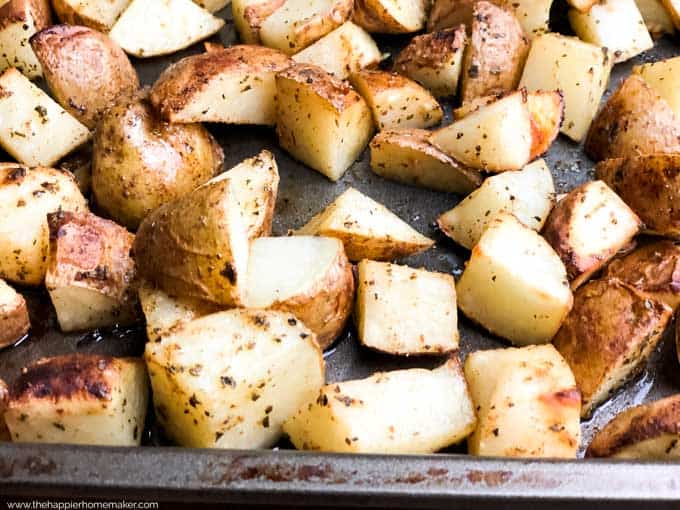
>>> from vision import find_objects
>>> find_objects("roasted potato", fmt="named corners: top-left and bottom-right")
top-left (393, 26), bottom-right (467, 97)
top-left (5, 354), bottom-right (148, 446)
top-left (194, 0), bottom-right (231, 11)
top-left (109, 0), bottom-right (225, 58)
top-left (369, 128), bottom-right (482, 194)
top-left (459, 1), bottom-right (530, 104)
top-left (427, 0), bottom-right (475, 31)
top-left (150, 45), bottom-right (291, 126)
top-left (0, 164), bottom-right (87, 286)
top-left (259, 0), bottom-right (353, 54)
top-left (233, 0), bottom-right (285, 44)
top-left (519, 33), bottom-right (611, 142)
top-left (355, 260), bottom-right (458, 355)
top-left (438, 159), bottom-right (555, 250)
top-left (0, 67), bottom-right (90, 167)
top-left (456, 213), bottom-right (573, 346)
top-left (283, 359), bottom-right (476, 454)
top-left (350, 70), bottom-right (443, 130)
top-left (0, 0), bottom-right (51, 79)
top-left (45, 211), bottom-right (139, 333)
top-left (636, 0), bottom-right (675, 37)
top-left (0, 279), bottom-right (30, 349)
top-left (352, 0), bottom-right (427, 33)
top-left (567, 0), bottom-right (596, 12)
top-left (30, 24), bottom-right (140, 129)
top-left (145, 309), bottom-right (324, 448)
top-left (0, 378), bottom-right (9, 441)
top-left (51, 0), bottom-right (131, 32)
top-left (661, 0), bottom-right (680, 28)
top-left (542, 180), bottom-right (642, 290)
top-left (527, 90), bottom-right (564, 160)
top-left (296, 187), bottom-right (434, 261)
top-left (633, 56), bottom-right (680, 118)
top-left (92, 95), bottom-right (224, 230)
top-left (275, 64), bottom-right (374, 181)
top-left (464, 344), bottom-right (581, 458)
top-left (585, 75), bottom-right (680, 161)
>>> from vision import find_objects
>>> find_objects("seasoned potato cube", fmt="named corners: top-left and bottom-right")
top-left (464, 345), bottom-right (581, 458)
top-left (542, 180), bottom-right (642, 290)
top-left (275, 64), bottom-right (374, 181)
top-left (438, 159), bottom-right (555, 250)
top-left (635, 0), bottom-right (675, 37)
top-left (51, 0), bottom-right (130, 32)
top-left (350, 70), bottom-right (443, 130)
top-left (45, 211), bottom-right (139, 333)
top-left (456, 213), bottom-right (573, 346)
top-left (150, 45), bottom-right (291, 126)
top-left (527, 90), bottom-right (564, 160)
top-left (0, 279), bottom-right (30, 349)
top-left (145, 309), bottom-right (324, 448)
top-left (554, 278), bottom-right (672, 418)
top-left (232, 0), bottom-right (285, 44)
top-left (5, 354), bottom-right (148, 446)
top-left (355, 260), bottom-right (458, 355)
top-left (519, 33), bottom-right (611, 142)
top-left (0, 68), bottom-right (90, 167)
top-left (283, 359), bottom-right (476, 453)
top-left (0, 164), bottom-right (87, 286)
top-left (633, 56), bottom-right (680, 117)
top-left (352, 0), bottom-right (427, 33)
top-left (0, 0), bottom-right (51, 79)
top-left (393, 26), bottom-right (466, 98)
top-left (243, 236), bottom-right (354, 350)
top-left (296, 187), bottom-right (434, 261)
top-left (291, 21), bottom-right (381, 79)
top-left (369, 128), bottom-right (482, 194)
top-left (504, 0), bottom-right (552, 37)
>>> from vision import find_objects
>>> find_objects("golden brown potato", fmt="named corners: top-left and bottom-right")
top-left (427, 0), bottom-right (476, 31)
top-left (661, 0), bottom-right (680, 28)
top-left (92, 95), bottom-right (224, 230)
top-left (51, 0), bottom-right (131, 32)
top-left (0, 279), bottom-right (30, 349)
top-left (527, 90), bottom-right (564, 160)
top-left (233, 0), bottom-right (286, 44)
top-left (30, 24), bottom-right (140, 129)
top-left (553, 278), bottom-right (672, 418)
top-left (0, 0), bottom-right (51, 78)
top-left (352, 0), bottom-right (428, 33)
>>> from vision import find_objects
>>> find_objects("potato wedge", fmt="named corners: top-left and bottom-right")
top-left (296, 187), bottom-right (434, 261)
top-left (233, 0), bottom-right (285, 44)
top-left (0, 68), bottom-right (90, 167)
top-left (145, 309), bottom-right (324, 448)
top-left (352, 0), bottom-right (427, 33)
top-left (5, 354), bottom-right (148, 446)
top-left (542, 180), bottom-right (642, 290)
top-left (635, 0), bottom-right (674, 37)
top-left (30, 24), bottom-right (140, 129)
top-left (150, 45), bottom-right (291, 126)
top-left (456, 212), bottom-right (573, 346)
top-left (259, 0), bottom-right (353, 54)
top-left (554, 278), bottom-right (672, 418)
top-left (459, 1), bottom-right (529, 104)
top-left (355, 260), bottom-right (458, 355)
top-left (0, 164), bottom-right (87, 286)
top-left (369, 128), bottom-right (482, 194)
top-left (51, 0), bottom-right (131, 32)
top-left (438, 159), bottom-right (555, 250)
top-left (585, 75), bottom-right (680, 161)
top-left (275, 63), bottom-right (374, 181)
top-left (291, 21), bottom-right (381, 79)
top-left (109, 0), bottom-right (225, 58)
top-left (393, 26), bottom-right (466, 97)
top-left (45, 211), bottom-right (139, 333)
top-left (0, 279), bottom-right (30, 349)
top-left (464, 345), bottom-right (580, 458)
top-left (283, 359), bottom-right (476, 453)
top-left (0, 0), bottom-right (50, 79)
top-left (633, 56), bottom-right (680, 118)
top-left (519, 33), bottom-right (611, 143)
top-left (350, 70), bottom-right (443, 130)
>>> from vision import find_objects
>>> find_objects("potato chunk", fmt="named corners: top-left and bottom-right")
top-left (5, 354), bottom-right (148, 446)
top-left (554, 278), bottom-right (672, 418)
top-left (275, 64), bottom-right (374, 181)
top-left (355, 260), bottom-right (458, 355)
top-left (542, 180), bottom-right (642, 290)
top-left (145, 309), bottom-right (324, 448)
top-left (232, 0), bottom-right (285, 44)
top-left (438, 159), bottom-right (555, 250)
top-left (243, 236), bottom-right (354, 350)
top-left (194, 0), bottom-right (230, 11)
top-left (661, 0), bottom-right (680, 28)
top-left (464, 345), bottom-right (581, 458)
top-left (636, 0), bottom-right (675, 37)
top-left (283, 359), bottom-right (476, 453)
top-left (51, 0), bottom-right (130, 32)
top-left (0, 279), bottom-right (30, 349)
top-left (352, 0), bottom-right (427, 34)
top-left (296, 187), bottom-right (434, 261)
top-left (633, 56), bottom-right (680, 118)
top-left (0, 68), bottom-right (90, 167)
top-left (0, 378), bottom-right (9, 441)
top-left (456, 213), bottom-right (573, 346)
top-left (0, 0), bottom-right (51, 79)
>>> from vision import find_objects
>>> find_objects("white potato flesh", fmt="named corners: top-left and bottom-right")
top-left (53, 0), bottom-right (131, 31)
top-left (194, 0), bottom-right (231, 11)
top-left (635, 0), bottom-right (675, 36)
top-left (109, 0), bottom-right (225, 58)
top-left (232, 0), bottom-right (277, 43)
top-left (634, 56), bottom-right (680, 118)
top-left (456, 212), bottom-right (573, 346)
top-left (464, 345), bottom-right (581, 458)
top-left (438, 159), bottom-right (555, 250)
top-left (519, 33), bottom-right (612, 142)
top-left (355, 260), bottom-right (458, 355)
top-left (0, 278), bottom-right (29, 348)
top-left (145, 309), bottom-right (324, 449)
top-left (0, 68), bottom-right (90, 167)
top-left (353, 0), bottom-right (427, 33)
top-left (283, 359), bottom-right (476, 453)
top-left (505, 0), bottom-right (552, 38)
top-left (0, 1), bottom-right (44, 78)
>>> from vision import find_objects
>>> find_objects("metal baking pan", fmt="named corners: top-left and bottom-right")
top-left (2, 4), bottom-right (680, 506)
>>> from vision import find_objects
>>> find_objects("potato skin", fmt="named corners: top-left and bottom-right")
top-left (0, 378), bottom-right (9, 440)
top-left (30, 24), bottom-right (139, 130)
top-left (92, 95), bottom-right (224, 230)
top-left (427, 0), bottom-right (476, 31)
top-left (352, 0), bottom-right (427, 33)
